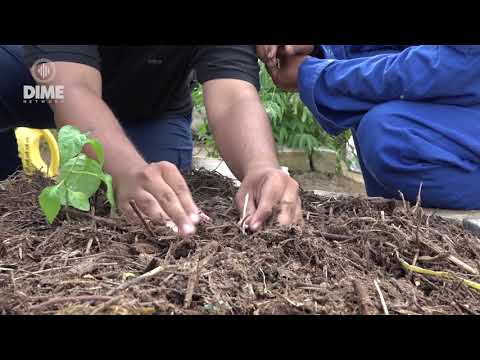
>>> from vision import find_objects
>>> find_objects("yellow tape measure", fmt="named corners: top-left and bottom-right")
top-left (15, 127), bottom-right (60, 178)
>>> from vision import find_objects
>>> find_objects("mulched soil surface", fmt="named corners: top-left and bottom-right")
top-left (1, 170), bottom-right (480, 315)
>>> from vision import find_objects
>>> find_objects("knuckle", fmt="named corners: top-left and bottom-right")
top-left (158, 190), bottom-right (176, 205)
top-left (136, 197), bottom-right (155, 211)
top-left (174, 182), bottom-right (190, 194)
top-left (137, 166), bottom-right (157, 184)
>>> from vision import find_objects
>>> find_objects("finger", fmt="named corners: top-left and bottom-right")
top-left (125, 192), bottom-right (170, 225)
top-left (267, 64), bottom-right (281, 85)
top-left (248, 176), bottom-right (287, 232)
top-left (267, 45), bottom-right (278, 60)
top-left (142, 163), bottom-right (195, 236)
top-left (293, 198), bottom-right (304, 227)
top-left (158, 161), bottom-right (201, 224)
top-left (256, 45), bottom-right (268, 63)
top-left (276, 180), bottom-right (301, 226)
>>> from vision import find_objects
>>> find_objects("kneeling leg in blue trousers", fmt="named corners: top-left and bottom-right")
top-left (353, 100), bottom-right (480, 210)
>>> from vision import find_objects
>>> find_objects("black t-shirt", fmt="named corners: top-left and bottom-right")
top-left (23, 45), bottom-right (260, 121)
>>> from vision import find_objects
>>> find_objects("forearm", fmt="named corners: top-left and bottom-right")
top-left (208, 96), bottom-right (279, 180)
top-left (51, 86), bottom-right (145, 179)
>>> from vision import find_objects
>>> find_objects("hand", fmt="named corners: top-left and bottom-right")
top-left (235, 166), bottom-right (303, 232)
top-left (256, 45), bottom-right (314, 68)
top-left (114, 161), bottom-right (203, 237)
top-left (267, 53), bottom-right (309, 92)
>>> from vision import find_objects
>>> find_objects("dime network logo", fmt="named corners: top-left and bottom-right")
top-left (23, 58), bottom-right (64, 104)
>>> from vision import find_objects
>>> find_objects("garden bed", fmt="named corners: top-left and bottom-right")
top-left (1, 170), bottom-right (480, 315)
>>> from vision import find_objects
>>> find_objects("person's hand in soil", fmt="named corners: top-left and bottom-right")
top-left (35, 61), bottom-right (202, 237)
top-left (201, 76), bottom-right (304, 232)
top-left (235, 166), bottom-right (303, 231)
top-left (115, 161), bottom-right (203, 237)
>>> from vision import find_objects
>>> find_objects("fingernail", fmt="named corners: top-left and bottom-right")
top-left (182, 223), bottom-right (195, 235)
top-left (250, 222), bottom-right (260, 231)
top-left (190, 213), bottom-right (200, 223)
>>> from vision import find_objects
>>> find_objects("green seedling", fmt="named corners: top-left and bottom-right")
top-left (39, 125), bottom-right (116, 224)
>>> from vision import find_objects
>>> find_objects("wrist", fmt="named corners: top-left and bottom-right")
top-left (242, 160), bottom-right (281, 176)
top-left (107, 156), bottom-right (147, 182)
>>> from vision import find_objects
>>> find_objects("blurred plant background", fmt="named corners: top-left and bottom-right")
top-left (191, 63), bottom-right (355, 171)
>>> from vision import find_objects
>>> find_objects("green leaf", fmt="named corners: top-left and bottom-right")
top-left (86, 138), bottom-right (105, 167)
top-left (66, 189), bottom-right (91, 211)
top-left (60, 154), bottom-right (102, 199)
top-left (58, 125), bottom-right (88, 166)
top-left (39, 185), bottom-right (62, 224)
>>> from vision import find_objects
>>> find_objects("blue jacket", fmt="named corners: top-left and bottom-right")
top-left (298, 45), bottom-right (480, 135)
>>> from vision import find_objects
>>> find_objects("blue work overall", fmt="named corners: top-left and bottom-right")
top-left (299, 45), bottom-right (480, 210)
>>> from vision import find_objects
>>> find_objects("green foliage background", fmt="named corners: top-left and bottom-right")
top-left (192, 63), bottom-right (351, 164)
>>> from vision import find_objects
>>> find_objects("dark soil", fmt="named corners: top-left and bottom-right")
top-left (1, 170), bottom-right (480, 315)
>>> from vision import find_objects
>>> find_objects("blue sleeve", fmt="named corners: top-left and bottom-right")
top-left (299, 45), bottom-right (480, 135)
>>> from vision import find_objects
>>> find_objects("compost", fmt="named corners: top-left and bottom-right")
top-left (1, 170), bottom-right (480, 315)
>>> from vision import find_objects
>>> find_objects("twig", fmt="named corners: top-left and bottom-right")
top-left (373, 279), bottom-right (389, 315)
top-left (85, 238), bottom-right (94, 255)
top-left (395, 250), bottom-right (480, 291)
top-left (90, 295), bottom-right (123, 315)
top-left (14, 265), bottom-right (74, 281)
top-left (353, 279), bottom-right (371, 315)
top-left (398, 191), bottom-right (407, 210)
top-left (319, 232), bottom-right (358, 242)
top-left (417, 253), bottom-right (450, 262)
top-left (10, 272), bottom-right (16, 292)
top-left (238, 193), bottom-right (250, 234)
top-left (184, 260), bottom-right (200, 309)
top-left (31, 295), bottom-right (113, 311)
top-left (412, 182), bottom-right (423, 213)
top-left (420, 239), bottom-right (478, 275)
top-left (129, 200), bottom-right (155, 238)
top-left (407, 250), bottom-right (420, 282)
top-left (107, 264), bottom-right (173, 296)
top-left (259, 268), bottom-right (269, 295)
top-left (274, 291), bottom-right (304, 308)
top-left (0, 267), bottom-right (15, 272)
top-left (242, 193), bottom-right (249, 219)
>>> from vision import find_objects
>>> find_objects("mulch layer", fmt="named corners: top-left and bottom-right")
top-left (1, 170), bottom-right (480, 315)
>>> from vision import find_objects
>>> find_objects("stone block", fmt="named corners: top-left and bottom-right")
top-left (311, 147), bottom-right (337, 175)
top-left (277, 148), bottom-right (311, 172)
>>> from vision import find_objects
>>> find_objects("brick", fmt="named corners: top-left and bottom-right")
top-left (463, 219), bottom-right (480, 238)
top-left (311, 147), bottom-right (337, 175)
top-left (277, 148), bottom-right (311, 172)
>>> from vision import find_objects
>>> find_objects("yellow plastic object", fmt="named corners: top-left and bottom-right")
top-left (15, 127), bottom-right (60, 178)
